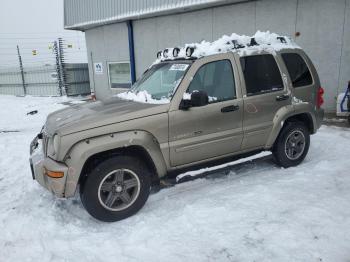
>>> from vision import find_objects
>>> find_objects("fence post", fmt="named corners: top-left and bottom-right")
top-left (53, 41), bottom-right (62, 96)
top-left (17, 45), bottom-right (26, 95)
top-left (58, 38), bottom-right (67, 95)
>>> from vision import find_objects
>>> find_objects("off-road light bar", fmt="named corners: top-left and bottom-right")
top-left (156, 35), bottom-right (289, 59)
top-left (173, 47), bottom-right (180, 57)
top-left (186, 46), bottom-right (195, 57)
top-left (277, 36), bottom-right (287, 43)
top-left (163, 48), bottom-right (169, 58)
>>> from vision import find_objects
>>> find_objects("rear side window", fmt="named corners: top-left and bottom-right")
top-left (281, 53), bottom-right (313, 88)
top-left (240, 54), bottom-right (284, 96)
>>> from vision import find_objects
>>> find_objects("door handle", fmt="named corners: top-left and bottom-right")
top-left (276, 94), bottom-right (290, 101)
top-left (221, 105), bottom-right (239, 113)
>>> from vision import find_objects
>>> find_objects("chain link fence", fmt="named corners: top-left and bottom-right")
top-left (0, 38), bottom-right (91, 97)
top-left (0, 67), bottom-right (25, 96)
top-left (0, 64), bottom-right (90, 96)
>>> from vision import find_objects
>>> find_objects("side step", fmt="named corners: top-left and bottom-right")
top-left (158, 151), bottom-right (272, 189)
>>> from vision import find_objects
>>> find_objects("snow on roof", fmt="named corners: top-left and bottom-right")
top-left (155, 31), bottom-right (301, 63)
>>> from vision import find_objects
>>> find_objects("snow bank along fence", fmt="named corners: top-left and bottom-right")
top-left (0, 63), bottom-right (90, 97)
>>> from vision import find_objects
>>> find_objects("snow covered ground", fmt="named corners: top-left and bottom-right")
top-left (0, 95), bottom-right (350, 262)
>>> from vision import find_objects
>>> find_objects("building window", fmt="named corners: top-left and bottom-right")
top-left (281, 53), bottom-right (313, 88)
top-left (240, 54), bottom-right (284, 96)
top-left (108, 62), bottom-right (131, 88)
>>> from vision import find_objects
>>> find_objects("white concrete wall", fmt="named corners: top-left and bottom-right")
top-left (86, 23), bottom-right (129, 99)
top-left (85, 0), bottom-right (350, 112)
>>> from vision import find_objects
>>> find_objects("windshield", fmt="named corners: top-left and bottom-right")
top-left (130, 62), bottom-right (190, 101)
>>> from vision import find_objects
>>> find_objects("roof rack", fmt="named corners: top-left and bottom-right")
top-left (230, 40), bottom-right (245, 49)
top-left (277, 36), bottom-right (287, 43)
top-left (162, 57), bottom-right (197, 62)
top-left (155, 32), bottom-right (296, 61)
top-left (248, 38), bottom-right (259, 46)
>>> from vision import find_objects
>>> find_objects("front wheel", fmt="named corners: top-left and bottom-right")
top-left (273, 122), bottom-right (310, 168)
top-left (80, 155), bottom-right (151, 222)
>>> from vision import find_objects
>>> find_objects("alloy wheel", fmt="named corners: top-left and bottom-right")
top-left (98, 169), bottom-right (141, 211)
top-left (284, 130), bottom-right (306, 160)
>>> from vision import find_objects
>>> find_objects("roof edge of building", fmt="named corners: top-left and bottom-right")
top-left (65, 0), bottom-right (252, 31)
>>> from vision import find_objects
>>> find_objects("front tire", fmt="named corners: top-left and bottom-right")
top-left (80, 155), bottom-right (151, 222)
top-left (273, 122), bottom-right (310, 168)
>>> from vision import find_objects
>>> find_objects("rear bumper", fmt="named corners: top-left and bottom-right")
top-left (30, 137), bottom-right (68, 198)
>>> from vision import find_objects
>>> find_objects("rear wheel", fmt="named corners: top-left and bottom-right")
top-left (80, 155), bottom-right (151, 222)
top-left (273, 122), bottom-right (310, 168)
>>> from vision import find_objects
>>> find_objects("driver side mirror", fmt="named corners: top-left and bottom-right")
top-left (179, 90), bottom-right (209, 110)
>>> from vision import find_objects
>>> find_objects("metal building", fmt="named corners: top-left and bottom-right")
top-left (64, 0), bottom-right (350, 112)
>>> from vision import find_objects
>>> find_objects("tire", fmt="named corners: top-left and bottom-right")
top-left (273, 121), bottom-right (310, 168)
top-left (80, 155), bottom-right (151, 222)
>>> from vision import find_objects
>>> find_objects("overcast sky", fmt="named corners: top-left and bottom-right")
top-left (0, 0), bottom-right (87, 67)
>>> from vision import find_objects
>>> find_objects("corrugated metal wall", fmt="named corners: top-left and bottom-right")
top-left (65, 63), bottom-right (91, 96)
top-left (64, 0), bottom-right (249, 29)
top-left (82, 0), bottom-right (350, 112)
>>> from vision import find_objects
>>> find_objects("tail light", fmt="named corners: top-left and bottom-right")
top-left (317, 87), bottom-right (324, 108)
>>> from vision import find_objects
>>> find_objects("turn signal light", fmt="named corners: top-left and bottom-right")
top-left (45, 169), bottom-right (64, 178)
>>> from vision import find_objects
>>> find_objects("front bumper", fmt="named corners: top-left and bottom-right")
top-left (29, 136), bottom-right (68, 198)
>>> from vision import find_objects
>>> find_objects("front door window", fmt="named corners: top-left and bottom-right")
top-left (187, 59), bottom-right (236, 102)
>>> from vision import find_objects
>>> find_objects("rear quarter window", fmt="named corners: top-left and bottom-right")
top-left (240, 54), bottom-right (284, 96)
top-left (281, 53), bottom-right (313, 88)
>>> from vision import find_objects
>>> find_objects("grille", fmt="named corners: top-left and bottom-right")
top-left (42, 133), bottom-right (49, 156)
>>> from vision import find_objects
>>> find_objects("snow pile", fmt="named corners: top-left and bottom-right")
top-left (292, 96), bottom-right (306, 105)
top-left (156, 31), bottom-right (300, 62)
top-left (116, 90), bottom-right (170, 104)
top-left (1, 95), bottom-right (350, 261)
top-left (182, 92), bottom-right (218, 102)
top-left (182, 92), bottom-right (191, 100)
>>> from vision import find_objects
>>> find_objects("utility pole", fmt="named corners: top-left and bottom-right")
top-left (17, 45), bottom-right (26, 95)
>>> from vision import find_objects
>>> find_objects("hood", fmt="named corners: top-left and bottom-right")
top-left (45, 97), bottom-right (169, 136)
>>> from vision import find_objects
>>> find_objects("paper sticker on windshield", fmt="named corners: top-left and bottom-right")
top-left (169, 64), bottom-right (189, 71)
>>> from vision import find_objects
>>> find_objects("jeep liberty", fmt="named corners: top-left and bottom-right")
top-left (29, 33), bottom-right (324, 222)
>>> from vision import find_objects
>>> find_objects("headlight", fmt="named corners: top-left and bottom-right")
top-left (53, 135), bottom-right (60, 155)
